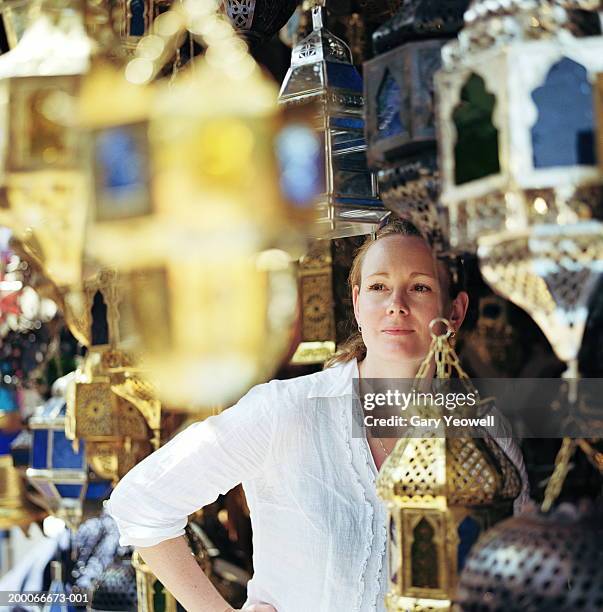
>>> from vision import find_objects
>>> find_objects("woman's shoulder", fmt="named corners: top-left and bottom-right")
top-left (248, 359), bottom-right (355, 408)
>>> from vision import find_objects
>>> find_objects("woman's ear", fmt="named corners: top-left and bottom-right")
top-left (352, 284), bottom-right (361, 327)
top-left (448, 290), bottom-right (469, 332)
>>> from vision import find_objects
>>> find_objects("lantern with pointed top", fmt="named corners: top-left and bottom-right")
top-left (279, 6), bottom-right (386, 238)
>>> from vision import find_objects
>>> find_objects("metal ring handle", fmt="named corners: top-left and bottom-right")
top-left (429, 317), bottom-right (454, 340)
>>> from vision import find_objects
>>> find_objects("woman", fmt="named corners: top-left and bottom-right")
top-left (106, 219), bottom-right (529, 612)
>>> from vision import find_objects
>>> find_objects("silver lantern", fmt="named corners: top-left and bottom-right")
top-left (278, 5), bottom-right (386, 239)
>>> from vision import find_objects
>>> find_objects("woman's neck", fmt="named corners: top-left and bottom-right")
top-left (358, 353), bottom-right (436, 383)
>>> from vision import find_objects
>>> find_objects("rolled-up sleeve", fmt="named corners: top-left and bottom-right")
top-left (105, 383), bottom-right (275, 548)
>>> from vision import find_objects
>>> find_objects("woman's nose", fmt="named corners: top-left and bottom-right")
top-left (387, 290), bottom-right (409, 315)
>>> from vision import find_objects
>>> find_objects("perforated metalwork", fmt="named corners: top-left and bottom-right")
top-left (479, 223), bottom-right (603, 362)
top-left (456, 510), bottom-right (603, 611)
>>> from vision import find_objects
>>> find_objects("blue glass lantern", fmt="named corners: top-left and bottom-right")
top-left (363, 0), bottom-right (469, 248)
top-left (26, 395), bottom-right (112, 530)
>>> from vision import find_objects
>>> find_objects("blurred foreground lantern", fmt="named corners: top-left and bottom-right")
top-left (85, 1), bottom-right (306, 408)
top-left (0, 0), bottom-right (31, 49)
top-left (26, 393), bottom-right (113, 530)
top-left (279, 6), bottom-right (386, 239)
top-left (289, 239), bottom-right (336, 365)
top-left (0, 453), bottom-right (46, 531)
top-left (455, 507), bottom-right (603, 611)
top-left (363, 0), bottom-right (469, 248)
top-left (89, 559), bottom-right (138, 612)
top-left (434, 0), bottom-right (603, 376)
top-left (0, 0), bottom-right (100, 289)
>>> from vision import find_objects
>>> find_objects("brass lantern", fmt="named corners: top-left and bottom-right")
top-left (278, 5), bottom-right (386, 239)
top-left (363, 0), bottom-right (469, 248)
top-left (0, 453), bottom-right (46, 531)
top-left (289, 239), bottom-right (336, 365)
top-left (376, 429), bottom-right (522, 611)
top-left (65, 270), bottom-right (161, 483)
top-left (84, 1), bottom-right (306, 408)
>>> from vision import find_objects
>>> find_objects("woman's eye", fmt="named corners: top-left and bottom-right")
top-left (368, 283), bottom-right (386, 291)
top-left (413, 284), bottom-right (432, 293)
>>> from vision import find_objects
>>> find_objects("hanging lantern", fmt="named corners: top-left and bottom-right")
top-left (278, 5), bottom-right (386, 239)
top-left (363, 0), bottom-right (469, 248)
top-left (289, 239), bottom-right (336, 365)
top-left (84, 1), bottom-right (307, 408)
top-left (219, 0), bottom-right (298, 45)
top-left (433, 0), bottom-right (603, 377)
top-left (435, 0), bottom-right (603, 252)
top-left (377, 434), bottom-right (522, 611)
top-left (26, 394), bottom-right (113, 530)
top-left (376, 321), bottom-right (522, 611)
top-left (455, 507), bottom-right (603, 611)
top-left (64, 270), bottom-right (161, 483)
top-left (0, 0), bottom-right (101, 290)
top-left (115, 0), bottom-right (173, 53)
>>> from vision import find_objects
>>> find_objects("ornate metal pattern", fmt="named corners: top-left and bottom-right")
top-left (89, 560), bottom-right (138, 612)
top-left (290, 240), bottom-right (336, 365)
top-left (478, 222), bottom-right (603, 364)
top-left (220, 0), bottom-right (255, 31)
top-left (365, 6), bottom-right (467, 251)
top-left (220, 0), bottom-right (297, 44)
top-left (456, 508), bottom-right (603, 611)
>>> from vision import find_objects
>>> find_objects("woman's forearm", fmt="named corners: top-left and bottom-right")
top-left (136, 536), bottom-right (233, 612)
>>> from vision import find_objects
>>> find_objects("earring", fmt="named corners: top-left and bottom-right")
top-left (358, 324), bottom-right (362, 333)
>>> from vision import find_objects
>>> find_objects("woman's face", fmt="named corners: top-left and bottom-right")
top-left (352, 234), bottom-right (465, 367)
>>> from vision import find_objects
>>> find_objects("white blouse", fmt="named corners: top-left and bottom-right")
top-left (105, 359), bottom-right (529, 612)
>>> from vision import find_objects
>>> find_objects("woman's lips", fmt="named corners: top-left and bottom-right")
top-left (382, 329), bottom-right (414, 335)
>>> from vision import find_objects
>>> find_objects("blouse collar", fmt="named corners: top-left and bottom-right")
top-left (306, 358), bottom-right (359, 399)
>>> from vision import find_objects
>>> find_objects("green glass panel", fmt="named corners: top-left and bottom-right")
top-left (453, 73), bottom-right (500, 185)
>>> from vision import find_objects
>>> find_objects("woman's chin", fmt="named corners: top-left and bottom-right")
top-left (376, 342), bottom-right (427, 363)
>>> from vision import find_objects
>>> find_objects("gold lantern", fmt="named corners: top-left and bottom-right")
top-left (0, 0), bottom-right (118, 291)
top-left (0, 0), bottom-right (31, 49)
top-left (376, 321), bottom-right (522, 611)
top-left (65, 270), bottom-right (161, 484)
top-left (84, 0), bottom-right (307, 408)
top-left (289, 239), bottom-right (336, 365)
